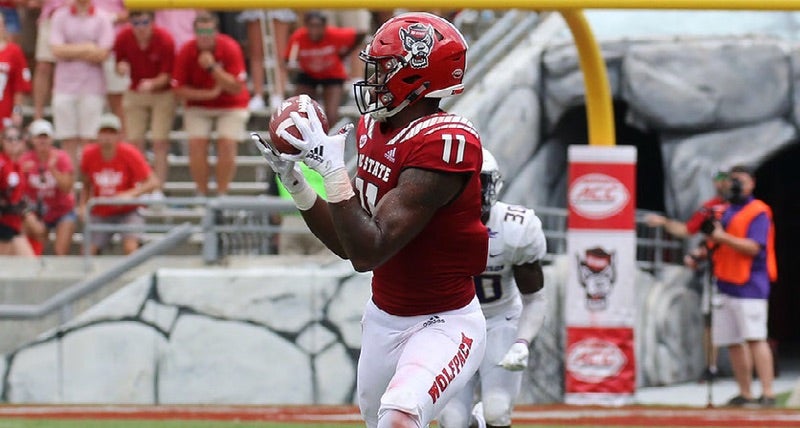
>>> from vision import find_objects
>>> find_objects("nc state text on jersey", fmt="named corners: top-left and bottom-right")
top-left (358, 154), bottom-right (392, 182)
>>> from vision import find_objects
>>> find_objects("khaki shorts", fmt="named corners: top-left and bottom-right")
top-left (89, 210), bottom-right (144, 250)
top-left (712, 293), bottom-right (769, 346)
top-left (322, 9), bottom-right (372, 32)
top-left (183, 107), bottom-right (249, 140)
top-left (103, 53), bottom-right (131, 94)
top-left (123, 90), bottom-right (177, 141)
top-left (52, 93), bottom-right (105, 139)
top-left (35, 18), bottom-right (55, 62)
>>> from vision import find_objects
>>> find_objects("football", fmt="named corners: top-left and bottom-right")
top-left (268, 94), bottom-right (329, 155)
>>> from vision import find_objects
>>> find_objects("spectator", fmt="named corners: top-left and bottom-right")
top-left (707, 165), bottom-right (777, 408)
top-left (0, 0), bottom-right (21, 44)
top-left (114, 10), bottom-right (175, 189)
top-left (0, 126), bottom-right (35, 256)
top-left (31, 0), bottom-right (66, 120)
top-left (320, 9), bottom-right (371, 82)
top-left (275, 163), bottom-right (331, 256)
top-left (49, 0), bottom-right (115, 169)
top-left (645, 170), bottom-right (729, 381)
top-left (0, 11), bottom-right (31, 131)
top-left (154, 9), bottom-right (197, 53)
top-left (93, 0), bottom-right (130, 136)
top-left (79, 113), bottom-right (158, 255)
top-left (19, 119), bottom-right (75, 256)
top-left (171, 11), bottom-right (249, 197)
top-left (285, 11), bottom-right (365, 126)
top-left (237, 9), bottom-right (297, 111)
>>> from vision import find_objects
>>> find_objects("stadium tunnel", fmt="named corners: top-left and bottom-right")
top-left (549, 101), bottom-right (800, 352)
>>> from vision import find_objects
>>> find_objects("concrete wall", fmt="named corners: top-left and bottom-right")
top-left (2, 257), bottom-right (704, 404)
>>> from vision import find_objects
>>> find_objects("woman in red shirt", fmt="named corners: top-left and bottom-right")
top-left (286, 11), bottom-right (364, 126)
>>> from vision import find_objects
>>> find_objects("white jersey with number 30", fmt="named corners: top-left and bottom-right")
top-left (476, 201), bottom-right (547, 318)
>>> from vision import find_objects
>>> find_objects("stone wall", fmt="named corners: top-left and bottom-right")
top-left (2, 257), bottom-right (704, 404)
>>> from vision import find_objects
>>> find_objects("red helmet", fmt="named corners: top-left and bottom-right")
top-left (354, 12), bottom-right (468, 120)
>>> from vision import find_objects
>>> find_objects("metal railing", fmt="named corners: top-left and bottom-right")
top-left (83, 196), bottom-right (685, 274)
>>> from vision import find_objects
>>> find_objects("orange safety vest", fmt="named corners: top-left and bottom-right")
top-left (713, 199), bottom-right (778, 285)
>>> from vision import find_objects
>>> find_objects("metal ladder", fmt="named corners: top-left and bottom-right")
top-left (258, 13), bottom-right (285, 108)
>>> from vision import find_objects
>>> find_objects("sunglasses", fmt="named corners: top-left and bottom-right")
top-left (194, 28), bottom-right (216, 35)
top-left (131, 18), bottom-right (151, 27)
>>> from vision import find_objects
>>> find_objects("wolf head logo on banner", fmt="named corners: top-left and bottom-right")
top-left (576, 247), bottom-right (617, 311)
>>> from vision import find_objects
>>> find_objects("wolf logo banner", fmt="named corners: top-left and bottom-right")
top-left (577, 247), bottom-right (617, 311)
top-left (566, 145), bottom-right (637, 406)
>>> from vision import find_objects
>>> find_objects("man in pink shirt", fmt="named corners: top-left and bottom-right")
top-left (171, 11), bottom-right (249, 197)
top-left (31, 0), bottom-right (66, 121)
top-left (49, 0), bottom-right (114, 169)
top-left (91, 0), bottom-right (130, 136)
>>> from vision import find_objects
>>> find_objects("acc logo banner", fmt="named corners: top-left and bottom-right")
top-left (567, 161), bottom-right (635, 230)
top-left (565, 326), bottom-right (636, 398)
top-left (569, 173), bottom-right (629, 220)
top-left (566, 337), bottom-right (627, 383)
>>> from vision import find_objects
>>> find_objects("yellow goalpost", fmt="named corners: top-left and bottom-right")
top-left (123, 0), bottom-right (800, 146)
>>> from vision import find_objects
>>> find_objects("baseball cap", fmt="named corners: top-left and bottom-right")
top-left (29, 119), bottom-right (54, 137)
top-left (97, 113), bottom-right (122, 132)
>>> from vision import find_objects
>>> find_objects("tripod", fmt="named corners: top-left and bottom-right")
top-left (702, 243), bottom-right (718, 408)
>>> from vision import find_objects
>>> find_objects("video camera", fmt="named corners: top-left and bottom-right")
top-left (700, 206), bottom-right (724, 236)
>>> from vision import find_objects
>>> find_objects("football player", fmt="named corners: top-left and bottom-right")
top-left (253, 12), bottom-right (488, 428)
top-left (439, 149), bottom-right (547, 428)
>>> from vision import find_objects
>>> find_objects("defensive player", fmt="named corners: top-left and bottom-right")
top-left (438, 149), bottom-right (548, 428)
top-left (253, 12), bottom-right (488, 428)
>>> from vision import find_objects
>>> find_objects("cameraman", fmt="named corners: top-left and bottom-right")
top-left (706, 165), bottom-right (777, 407)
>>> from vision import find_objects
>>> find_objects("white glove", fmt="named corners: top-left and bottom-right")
top-left (250, 133), bottom-right (307, 193)
top-left (498, 341), bottom-right (529, 371)
top-left (279, 105), bottom-right (353, 178)
top-left (251, 132), bottom-right (318, 210)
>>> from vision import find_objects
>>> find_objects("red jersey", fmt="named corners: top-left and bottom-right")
top-left (0, 42), bottom-right (31, 129)
top-left (0, 152), bottom-right (25, 231)
top-left (19, 149), bottom-right (75, 224)
top-left (685, 195), bottom-right (728, 235)
top-left (286, 26), bottom-right (357, 80)
top-left (113, 26), bottom-right (175, 91)
top-left (355, 113), bottom-right (488, 316)
top-left (80, 142), bottom-right (152, 217)
top-left (171, 33), bottom-right (249, 109)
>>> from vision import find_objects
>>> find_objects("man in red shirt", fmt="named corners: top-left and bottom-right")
top-left (255, 13), bottom-right (487, 428)
top-left (171, 11), bottom-right (249, 197)
top-left (79, 113), bottom-right (159, 255)
top-left (0, 12), bottom-right (31, 130)
top-left (114, 10), bottom-right (176, 189)
top-left (645, 170), bottom-right (729, 382)
top-left (286, 11), bottom-right (365, 126)
top-left (19, 119), bottom-right (76, 256)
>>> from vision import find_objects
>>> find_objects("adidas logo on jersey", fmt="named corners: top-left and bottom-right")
top-left (384, 147), bottom-right (397, 163)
